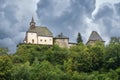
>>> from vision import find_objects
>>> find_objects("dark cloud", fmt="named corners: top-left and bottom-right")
top-left (4, 5), bottom-right (18, 23)
top-left (0, 4), bottom-right (18, 38)
top-left (0, 0), bottom-right (6, 8)
top-left (94, 4), bottom-right (114, 19)
top-left (0, 1), bottom-right (25, 53)
top-left (0, 0), bottom-right (120, 53)
top-left (114, 2), bottom-right (120, 16)
top-left (37, 0), bottom-right (120, 43)
top-left (93, 3), bottom-right (120, 39)
top-left (37, 0), bottom-right (96, 42)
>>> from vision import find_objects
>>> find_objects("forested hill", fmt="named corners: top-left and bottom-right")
top-left (0, 37), bottom-right (120, 80)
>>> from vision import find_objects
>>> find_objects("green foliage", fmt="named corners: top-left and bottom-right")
top-left (11, 62), bottom-right (31, 80)
top-left (15, 44), bottom-right (50, 64)
top-left (69, 43), bottom-right (92, 72)
top-left (110, 37), bottom-right (120, 44)
top-left (88, 41), bottom-right (105, 70)
top-left (46, 45), bottom-right (69, 65)
top-left (105, 41), bottom-right (120, 69)
top-left (0, 48), bottom-right (8, 55)
top-left (0, 36), bottom-right (120, 79)
top-left (0, 55), bottom-right (12, 80)
top-left (68, 42), bottom-right (105, 72)
top-left (31, 60), bottom-right (64, 80)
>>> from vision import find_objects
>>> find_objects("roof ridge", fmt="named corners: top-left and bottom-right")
top-left (55, 33), bottom-right (69, 39)
top-left (28, 26), bottom-right (53, 37)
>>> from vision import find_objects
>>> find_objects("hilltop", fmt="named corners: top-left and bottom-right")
top-left (0, 37), bottom-right (120, 80)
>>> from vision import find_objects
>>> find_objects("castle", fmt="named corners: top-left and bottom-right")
top-left (24, 17), bottom-right (105, 47)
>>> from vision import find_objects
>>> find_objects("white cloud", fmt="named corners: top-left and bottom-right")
top-left (84, 17), bottom-right (101, 42)
top-left (13, 0), bottom-right (40, 23)
top-left (92, 0), bottom-right (120, 18)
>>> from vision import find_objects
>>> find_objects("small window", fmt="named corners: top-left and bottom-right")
top-left (32, 39), bottom-right (34, 43)
top-left (49, 39), bottom-right (51, 41)
top-left (40, 39), bottom-right (42, 42)
top-left (45, 40), bottom-right (47, 42)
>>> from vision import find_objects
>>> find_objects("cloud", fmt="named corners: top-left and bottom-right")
top-left (92, 0), bottom-right (120, 17)
top-left (92, 2), bottom-right (120, 43)
top-left (37, 0), bottom-right (120, 43)
top-left (0, 0), bottom-right (120, 53)
top-left (0, 0), bottom-right (40, 53)
top-left (37, 0), bottom-right (96, 42)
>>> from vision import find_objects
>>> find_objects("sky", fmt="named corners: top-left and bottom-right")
top-left (0, 0), bottom-right (120, 53)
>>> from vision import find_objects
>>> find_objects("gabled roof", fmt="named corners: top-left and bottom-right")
top-left (87, 31), bottom-right (104, 42)
top-left (28, 26), bottom-right (53, 37)
top-left (55, 33), bottom-right (69, 39)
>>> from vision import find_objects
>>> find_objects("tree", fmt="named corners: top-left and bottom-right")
top-left (31, 60), bottom-right (64, 80)
top-left (88, 41), bottom-right (105, 70)
top-left (0, 55), bottom-right (12, 80)
top-left (69, 43), bottom-right (92, 72)
top-left (110, 37), bottom-right (120, 44)
top-left (46, 45), bottom-right (69, 65)
top-left (11, 62), bottom-right (31, 80)
top-left (105, 41), bottom-right (120, 69)
top-left (77, 32), bottom-right (83, 43)
top-left (0, 48), bottom-right (8, 55)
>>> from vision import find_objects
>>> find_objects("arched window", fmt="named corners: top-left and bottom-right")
top-left (32, 39), bottom-right (34, 43)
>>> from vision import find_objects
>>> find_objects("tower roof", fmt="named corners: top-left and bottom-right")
top-left (87, 31), bottom-right (104, 42)
top-left (30, 17), bottom-right (36, 29)
top-left (31, 17), bottom-right (34, 22)
top-left (55, 33), bottom-right (68, 39)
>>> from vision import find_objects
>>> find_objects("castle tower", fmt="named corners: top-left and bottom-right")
top-left (30, 17), bottom-right (36, 29)
top-left (54, 33), bottom-right (69, 48)
top-left (86, 31), bottom-right (105, 45)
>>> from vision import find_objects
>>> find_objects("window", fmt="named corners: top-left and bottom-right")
top-left (45, 40), bottom-right (47, 42)
top-left (49, 39), bottom-right (51, 41)
top-left (32, 39), bottom-right (34, 43)
top-left (40, 39), bottom-right (42, 42)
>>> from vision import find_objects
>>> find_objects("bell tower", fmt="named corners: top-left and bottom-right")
top-left (30, 17), bottom-right (35, 29)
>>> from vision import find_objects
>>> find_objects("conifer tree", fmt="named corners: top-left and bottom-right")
top-left (77, 32), bottom-right (83, 43)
